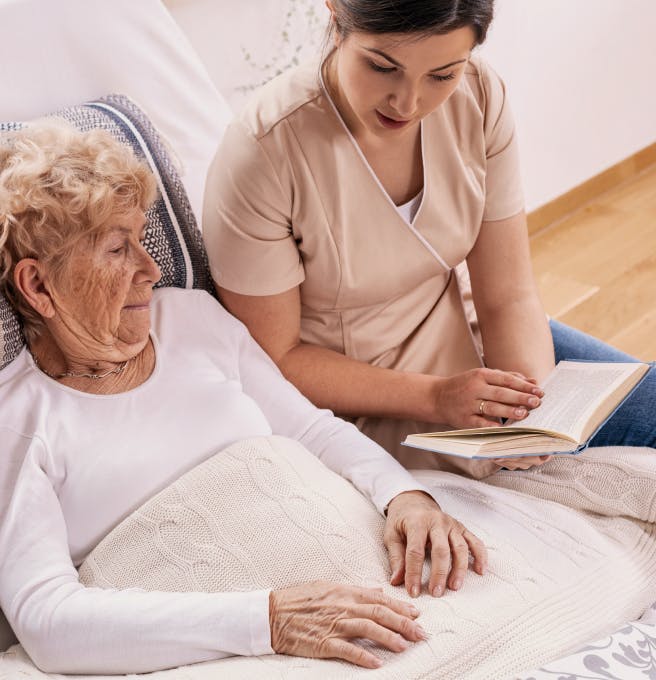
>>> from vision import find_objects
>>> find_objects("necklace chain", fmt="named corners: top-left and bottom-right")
top-left (31, 351), bottom-right (131, 380)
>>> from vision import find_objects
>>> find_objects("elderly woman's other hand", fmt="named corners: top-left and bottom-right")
top-left (269, 581), bottom-right (427, 668)
top-left (384, 491), bottom-right (487, 599)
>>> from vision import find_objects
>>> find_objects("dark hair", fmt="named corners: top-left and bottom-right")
top-left (329, 0), bottom-right (495, 45)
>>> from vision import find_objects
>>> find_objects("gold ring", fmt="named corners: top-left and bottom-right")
top-left (479, 400), bottom-right (487, 416)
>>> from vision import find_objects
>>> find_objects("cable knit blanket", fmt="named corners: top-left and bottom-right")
top-left (1, 436), bottom-right (655, 680)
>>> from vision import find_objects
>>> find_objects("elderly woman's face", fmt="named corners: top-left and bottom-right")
top-left (49, 209), bottom-right (161, 359)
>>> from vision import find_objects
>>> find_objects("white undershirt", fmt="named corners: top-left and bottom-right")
top-left (0, 288), bottom-right (427, 675)
top-left (396, 191), bottom-right (424, 224)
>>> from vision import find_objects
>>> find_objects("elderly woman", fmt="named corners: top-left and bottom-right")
top-left (0, 122), bottom-right (486, 675)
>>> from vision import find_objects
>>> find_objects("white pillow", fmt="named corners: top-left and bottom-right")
top-left (0, 0), bottom-right (232, 222)
top-left (165, 0), bottom-right (327, 111)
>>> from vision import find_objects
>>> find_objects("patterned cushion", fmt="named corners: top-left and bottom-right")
top-left (0, 94), bottom-right (215, 370)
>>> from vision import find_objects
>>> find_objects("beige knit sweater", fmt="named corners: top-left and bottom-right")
top-left (1, 437), bottom-right (655, 680)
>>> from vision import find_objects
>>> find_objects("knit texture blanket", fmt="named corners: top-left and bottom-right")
top-left (1, 437), bottom-right (655, 680)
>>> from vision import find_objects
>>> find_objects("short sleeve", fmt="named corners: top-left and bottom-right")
top-left (202, 120), bottom-right (305, 296)
top-left (478, 62), bottom-right (525, 222)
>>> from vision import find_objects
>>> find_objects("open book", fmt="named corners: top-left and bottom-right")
top-left (403, 360), bottom-right (649, 459)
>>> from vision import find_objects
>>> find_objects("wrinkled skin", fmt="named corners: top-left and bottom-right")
top-left (46, 209), bottom-right (160, 363)
top-left (269, 490), bottom-right (488, 667)
top-left (269, 581), bottom-right (427, 669)
top-left (384, 490), bottom-right (486, 598)
top-left (23, 209), bottom-right (161, 379)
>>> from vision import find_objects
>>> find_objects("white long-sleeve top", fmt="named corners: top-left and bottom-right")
top-left (0, 288), bottom-right (428, 674)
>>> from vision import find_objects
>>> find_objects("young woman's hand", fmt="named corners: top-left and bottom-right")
top-left (384, 490), bottom-right (487, 598)
top-left (492, 455), bottom-right (552, 470)
top-left (431, 368), bottom-right (544, 429)
top-left (269, 581), bottom-right (427, 668)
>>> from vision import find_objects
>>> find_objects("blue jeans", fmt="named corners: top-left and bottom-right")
top-left (550, 319), bottom-right (656, 448)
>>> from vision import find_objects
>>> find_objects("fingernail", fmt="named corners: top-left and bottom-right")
top-left (409, 605), bottom-right (420, 616)
top-left (514, 407), bottom-right (526, 417)
top-left (432, 584), bottom-right (443, 597)
top-left (411, 585), bottom-right (420, 598)
top-left (452, 578), bottom-right (463, 590)
top-left (397, 636), bottom-right (410, 650)
top-left (416, 625), bottom-right (429, 640)
top-left (532, 388), bottom-right (544, 396)
top-left (528, 397), bottom-right (539, 406)
top-left (371, 657), bottom-right (383, 668)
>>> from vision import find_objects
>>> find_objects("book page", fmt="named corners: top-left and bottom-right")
top-left (516, 361), bottom-right (642, 441)
top-left (404, 431), bottom-right (574, 457)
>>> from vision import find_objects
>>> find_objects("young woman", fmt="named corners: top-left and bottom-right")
top-left (203, 0), bottom-right (655, 477)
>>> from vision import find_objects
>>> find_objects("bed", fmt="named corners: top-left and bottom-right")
top-left (0, 1), bottom-right (654, 678)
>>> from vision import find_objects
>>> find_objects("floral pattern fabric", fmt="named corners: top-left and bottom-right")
top-left (520, 604), bottom-right (656, 680)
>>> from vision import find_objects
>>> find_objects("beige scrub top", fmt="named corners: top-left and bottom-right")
top-left (203, 55), bottom-right (525, 478)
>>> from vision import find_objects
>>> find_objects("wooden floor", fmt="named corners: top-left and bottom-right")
top-left (530, 163), bottom-right (656, 362)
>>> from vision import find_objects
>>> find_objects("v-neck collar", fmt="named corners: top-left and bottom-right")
top-left (319, 60), bottom-right (449, 270)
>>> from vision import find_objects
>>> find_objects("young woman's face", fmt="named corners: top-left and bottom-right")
top-left (331, 26), bottom-right (475, 139)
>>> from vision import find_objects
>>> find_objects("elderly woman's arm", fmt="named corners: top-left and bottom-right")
top-left (0, 432), bottom-right (424, 674)
top-left (221, 296), bottom-right (487, 599)
top-left (0, 438), bottom-right (275, 674)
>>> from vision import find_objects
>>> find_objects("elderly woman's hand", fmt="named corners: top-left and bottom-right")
top-left (269, 581), bottom-right (427, 668)
top-left (384, 491), bottom-right (487, 598)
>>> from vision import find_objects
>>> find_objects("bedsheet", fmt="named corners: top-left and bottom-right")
top-left (520, 606), bottom-right (656, 679)
top-left (1, 441), bottom-right (654, 680)
top-left (3, 614), bottom-right (654, 679)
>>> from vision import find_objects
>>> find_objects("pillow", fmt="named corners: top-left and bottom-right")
top-left (0, 0), bottom-right (231, 652)
top-left (0, 0), bottom-right (232, 221)
top-left (0, 94), bottom-right (216, 371)
top-left (165, 0), bottom-right (327, 111)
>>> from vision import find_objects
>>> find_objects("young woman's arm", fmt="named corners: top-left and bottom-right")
top-left (467, 211), bottom-right (555, 387)
top-left (218, 284), bottom-right (541, 429)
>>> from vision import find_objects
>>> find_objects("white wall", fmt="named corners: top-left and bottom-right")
top-left (165, 0), bottom-right (656, 211)
top-left (481, 0), bottom-right (656, 209)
